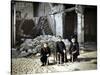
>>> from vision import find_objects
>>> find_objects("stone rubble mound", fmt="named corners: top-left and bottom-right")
top-left (19, 35), bottom-right (70, 56)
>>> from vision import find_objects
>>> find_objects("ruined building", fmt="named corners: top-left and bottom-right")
top-left (11, 1), bottom-right (97, 48)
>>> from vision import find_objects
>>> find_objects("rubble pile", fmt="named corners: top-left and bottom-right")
top-left (19, 35), bottom-right (70, 56)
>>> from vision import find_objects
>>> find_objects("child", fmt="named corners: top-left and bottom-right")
top-left (40, 43), bottom-right (51, 66)
top-left (69, 37), bottom-right (79, 62)
top-left (56, 36), bottom-right (68, 64)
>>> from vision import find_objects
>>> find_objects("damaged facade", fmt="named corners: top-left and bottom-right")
top-left (11, 1), bottom-right (97, 49)
top-left (11, 1), bottom-right (97, 74)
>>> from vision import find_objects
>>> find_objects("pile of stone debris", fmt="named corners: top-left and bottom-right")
top-left (17, 35), bottom-right (71, 57)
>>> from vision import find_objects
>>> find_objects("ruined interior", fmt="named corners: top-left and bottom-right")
top-left (84, 6), bottom-right (97, 42)
top-left (11, 1), bottom-right (97, 74)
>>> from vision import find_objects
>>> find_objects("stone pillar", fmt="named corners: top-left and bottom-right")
top-left (53, 14), bottom-right (56, 35)
top-left (49, 4), bottom-right (64, 37)
top-left (81, 14), bottom-right (84, 45)
top-left (77, 13), bottom-right (84, 45)
top-left (55, 13), bottom-right (63, 37)
top-left (76, 5), bottom-right (84, 47)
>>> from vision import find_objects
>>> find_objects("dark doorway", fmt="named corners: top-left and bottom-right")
top-left (84, 6), bottom-right (97, 43)
top-left (63, 11), bottom-right (77, 40)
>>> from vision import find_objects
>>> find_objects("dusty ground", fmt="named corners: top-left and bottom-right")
top-left (11, 49), bottom-right (97, 75)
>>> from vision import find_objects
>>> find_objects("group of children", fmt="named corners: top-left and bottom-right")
top-left (40, 36), bottom-right (79, 66)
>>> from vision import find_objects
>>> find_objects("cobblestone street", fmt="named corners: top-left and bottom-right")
top-left (11, 50), bottom-right (97, 75)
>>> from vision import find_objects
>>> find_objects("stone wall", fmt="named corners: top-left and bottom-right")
top-left (15, 2), bottom-right (34, 19)
top-left (50, 4), bottom-right (64, 37)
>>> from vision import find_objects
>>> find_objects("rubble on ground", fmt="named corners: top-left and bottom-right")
top-left (16, 35), bottom-right (71, 57)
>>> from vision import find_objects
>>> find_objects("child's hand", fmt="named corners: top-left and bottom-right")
top-left (72, 50), bottom-right (77, 54)
top-left (63, 50), bottom-right (66, 53)
top-left (47, 54), bottom-right (49, 57)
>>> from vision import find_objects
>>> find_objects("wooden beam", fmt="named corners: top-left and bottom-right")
top-left (51, 7), bottom-right (75, 15)
top-left (31, 6), bottom-right (75, 18)
top-left (48, 7), bottom-right (75, 16)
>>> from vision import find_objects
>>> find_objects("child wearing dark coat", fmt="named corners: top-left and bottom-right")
top-left (56, 36), bottom-right (68, 64)
top-left (69, 38), bottom-right (79, 62)
top-left (40, 43), bottom-right (51, 66)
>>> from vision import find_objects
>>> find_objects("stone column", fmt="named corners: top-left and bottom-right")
top-left (55, 13), bottom-right (63, 37)
top-left (81, 14), bottom-right (84, 45)
top-left (76, 5), bottom-right (84, 47)
top-left (53, 14), bottom-right (56, 35)
top-left (49, 4), bottom-right (64, 37)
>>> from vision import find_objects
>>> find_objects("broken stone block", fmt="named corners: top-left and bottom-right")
top-left (18, 35), bottom-right (70, 57)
